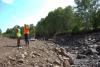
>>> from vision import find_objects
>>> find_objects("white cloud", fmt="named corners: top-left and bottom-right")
top-left (2, 0), bottom-right (14, 4)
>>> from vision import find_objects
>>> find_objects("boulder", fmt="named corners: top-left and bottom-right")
top-left (17, 59), bottom-right (24, 63)
top-left (53, 65), bottom-right (60, 67)
top-left (63, 59), bottom-right (71, 67)
top-left (79, 49), bottom-right (93, 55)
top-left (76, 54), bottom-right (87, 59)
top-left (96, 46), bottom-right (100, 55)
top-left (85, 49), bottom-right (93, 55)
top-left (53, 59), bottom-right (61, 65)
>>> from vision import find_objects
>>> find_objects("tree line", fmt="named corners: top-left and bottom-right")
top-left (3, 24), bottom-right (35, 38)
top-left (36, 0), bottom-right (100, 38)
top-left (1, 0), bottom-right (100, 39)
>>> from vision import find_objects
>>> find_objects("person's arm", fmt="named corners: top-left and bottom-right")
top-left (16, 29), bottom-right (18, 37)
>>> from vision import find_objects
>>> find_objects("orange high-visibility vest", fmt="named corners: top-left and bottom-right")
top-left (24, 27), bottom-right (29, 34)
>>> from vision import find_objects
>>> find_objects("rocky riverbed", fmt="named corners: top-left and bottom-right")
top-left (54, 31), bottom-right (100, 67)
top-left (1, 31), bottom-right (100, 67)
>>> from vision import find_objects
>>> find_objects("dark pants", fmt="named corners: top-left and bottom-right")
top-left (24, 34), bottom-right (29, 45)
top-left (17, 37), bottom-right (21, 47)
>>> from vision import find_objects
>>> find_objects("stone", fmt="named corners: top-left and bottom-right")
top-left (33, 52), bottom-right (41, 56)
top-left (54, 47), bottom-right (61, 53)
top-left (60, 47), bottom-right (66, 54)
top-left (46, 63), bottom-right (53, 67)
top-left (32, 54), bottom-right (35, 58)
top-left (96, 62), bottom-right (100, 67)
top-left (63, 59), bottom-right (71, 67)
top-left (17, 59), bottom-right (24, 63)
top-left (34, 65), bottom-right (39, 67)
top-left (63, 56), bottom-right (69, 60)
top-left (21, 54), bottom-right (26, 59)
top-left (24, 52), bottom-right (28, 56)
top-left (63, 56), bottom-right (74, 65)
top-left (85, 49), bottom-right (93, 55)
top-left (53, 65), bottom-right (60, 67)
top-left (79, 49), bottom-right (93, 55)
top-left (8, 56), bottom-right (16, 61)
top-left (96, 46), bottom-right (100, 54)
top-left (53, 59), bottom-right (61, 65)
top-left (58, 55), bottom-right (63, 61)
top-left (88, 38), bottom-right (92, 41)
top-left (76, 54), bottom-right (87, 59)
top-left (46, 58), bottom-right (53, 63)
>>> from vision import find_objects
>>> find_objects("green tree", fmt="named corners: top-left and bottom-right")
top-left (4, 25), bottom-right (21, 38)
top-left (92, 9), bottom-right (100, 29)
top-left (36, 6), bottom-right (75, 38)
top-left (29, 24), bottom-right (35, 37)
top-left (0, 29), bottom-right (2, 34)
top-left (74, 0), bottom-right (100, 30)
top-left (0, 29), bottom-right (2, 37)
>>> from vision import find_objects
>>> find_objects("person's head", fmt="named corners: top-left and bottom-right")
top-left (24, 24), bottom-right (29, 28)
top-left (24, 24), bottom-right (26, 26)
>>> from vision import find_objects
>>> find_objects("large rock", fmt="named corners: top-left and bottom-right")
top-left (85, 49), bottom-right (93, 55)
top-left (96, 61), bottom-right (100, 67)
top-left (17, 59), bottom-right (24, 63)
top-left (53, 59), bottom-right (61, 65)
top-left (76, 54), bottom-right (87, 59)
top-left (53, 65), bottom-right (60, 67)
top-left (54, 47), bottom-right (74, 65)
top-left (79, 49), bottom-right (93, 55)
top-left (63, 59), bottom-right (71, 67)
top-left (96, 46), bottom-right (100, 55)
top-left (8, 56), bottom-right (16, 61)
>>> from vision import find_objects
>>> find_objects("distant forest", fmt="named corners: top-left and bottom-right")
top-left (1, 0), bottom-right (100, 38)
